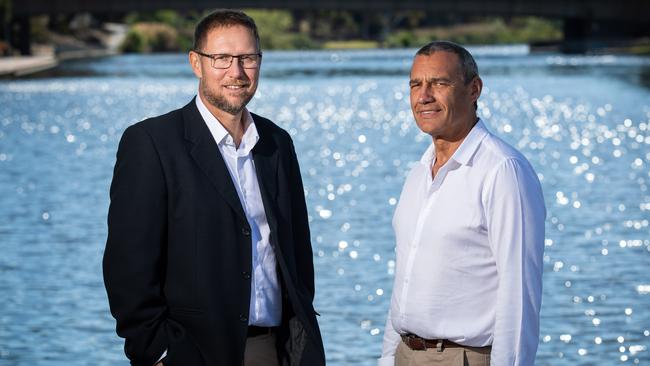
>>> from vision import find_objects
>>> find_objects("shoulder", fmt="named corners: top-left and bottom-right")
top-left (471, 127), bottom-right (543, 191)
top-left (121, 104), bottom-right (187, 145)
top-left (482, 131), bottom-right (524, 161)
top-left (476, 129), bottom-right (533, 170)
top-left (133, 106), bottom-right (184, 135)
top-left (478, 135), bottom-right (542, 202)
top-left (251, 112), bottom-right (292, 143)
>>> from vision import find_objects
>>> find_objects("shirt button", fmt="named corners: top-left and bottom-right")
top-left (242, 271), bottom-right (251, 280)
top-left (242, 227), bottom-right (251, 237)
top-left (239, 314), bottom-right (248, 322)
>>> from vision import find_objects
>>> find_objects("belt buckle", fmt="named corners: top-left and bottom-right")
top-left (408, 334), bottom-right (427, 351)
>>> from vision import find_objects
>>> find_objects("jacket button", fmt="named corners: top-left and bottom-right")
top-left (242, 271), bottom-right (251, 280)
top-left (239, 314), bottom-right (248, 322)
top-left (242, 227), bottom-right (251, 237)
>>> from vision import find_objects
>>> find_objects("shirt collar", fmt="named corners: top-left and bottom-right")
top-left (195, 94), bottom-right (259, 154)
top-left (420, 118), bottom-right (488, 168)
top-left (452, 118), bottom-right (488, 166)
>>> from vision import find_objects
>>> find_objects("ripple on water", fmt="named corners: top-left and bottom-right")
top-left (1, 51), bottom-right (650, 365)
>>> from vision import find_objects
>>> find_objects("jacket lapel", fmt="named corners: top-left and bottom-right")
top-left (182, 99), bottom-right (247, 222)
top-left (251, 114), bottom-right (280, 234)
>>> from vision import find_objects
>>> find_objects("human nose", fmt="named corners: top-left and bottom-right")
top-left (225, 57), bottom-right (246, 77)
top-left (417, 85), bottom-right (434, 104)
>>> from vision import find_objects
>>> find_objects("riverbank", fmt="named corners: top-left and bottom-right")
top-left (0, 56), bottom-right (57, 77)
top-left (0, 23), bottom-right (126, 78)
top-left (2, 21), bottom-right (648, 78)
top-left (0, 49), bottom-right (124, 78)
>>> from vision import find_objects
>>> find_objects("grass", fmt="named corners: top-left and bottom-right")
top-left (323, 40), bottom-right (379, 49)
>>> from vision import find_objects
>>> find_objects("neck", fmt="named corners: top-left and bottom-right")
top-left (199, 93), bottom-right (247, 147)
top-left (431, 116), bottom-right (478, 175)
top-left (432, 138), bottom-right (461, 174)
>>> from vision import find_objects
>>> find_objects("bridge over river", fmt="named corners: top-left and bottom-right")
top-left (3, 0), bottom-right (649, 54)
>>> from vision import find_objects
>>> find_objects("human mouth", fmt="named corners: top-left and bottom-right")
top-left (224, 84), bottom-right (248, 90)
top-left (418, 108), bottom-right (442, 117)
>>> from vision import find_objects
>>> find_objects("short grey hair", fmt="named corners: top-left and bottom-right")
top-left (416, 41), bottom-right (479, 84)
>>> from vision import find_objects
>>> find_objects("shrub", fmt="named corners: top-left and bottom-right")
top-left (121, 22), bottom-right (179, 53)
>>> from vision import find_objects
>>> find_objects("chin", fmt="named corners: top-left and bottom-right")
top-left (416, 121), bottom-right (441, 135)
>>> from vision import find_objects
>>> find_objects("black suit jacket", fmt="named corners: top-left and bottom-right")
top-left (103, 99), bottom-right (325, 366)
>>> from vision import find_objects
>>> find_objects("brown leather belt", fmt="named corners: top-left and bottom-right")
top-left (401, 334), bottom-right (487, 352)
top-left (247, 326), bottom-right (274, 337)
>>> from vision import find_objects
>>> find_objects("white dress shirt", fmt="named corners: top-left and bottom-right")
top-left (196, 95), bottom-right (282, 326)
top-left (379, 119), bottom-right (546, 366)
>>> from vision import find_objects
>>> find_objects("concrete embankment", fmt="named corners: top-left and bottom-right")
top-left (0, 23), bottom-right (126, 78)
top-left (0, 56), bottom-right (58, 78)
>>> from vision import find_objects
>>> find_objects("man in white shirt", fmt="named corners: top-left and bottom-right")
top-left (379, 41), bottom-right (546, 366)
top-left (103, 10), bottom-right (325, 366)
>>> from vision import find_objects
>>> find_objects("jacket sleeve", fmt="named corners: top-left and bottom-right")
top-left (103, 124), bottom-right (169, 366)
top-left (287, 138), bottom-right (316, 301)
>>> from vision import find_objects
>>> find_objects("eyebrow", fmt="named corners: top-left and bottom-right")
top-left (409, 77), bottom-right (453, 85)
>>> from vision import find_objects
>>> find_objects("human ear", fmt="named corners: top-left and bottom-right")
top-left (470, 77), bottom-right (483, 102)
top-left (189, 51), bottom-right (203, 79)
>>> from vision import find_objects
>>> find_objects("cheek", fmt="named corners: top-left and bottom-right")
top-left (410, 93), bottom-right (418, 108)
top-left (439, 92), bottom-right (457, 109)
top-left (206, 72), bottom-right (227, 86)
top-left (201, 77), bottom-right (215, 91)
top-left (246, 69), bottom-right (259, 81)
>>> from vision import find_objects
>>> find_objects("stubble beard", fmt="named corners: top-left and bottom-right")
top-left (202, 82), bottom-right (255, 115)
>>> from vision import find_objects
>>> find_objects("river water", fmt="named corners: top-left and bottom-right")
top-left (1, 47), bottom-right (649, 365)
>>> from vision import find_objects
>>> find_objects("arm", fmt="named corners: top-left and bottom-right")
top-left (378, 307), bottom-right (401, 366)
top-left (486, 158), bottom-right (546, 365)
top-left (103, 124), bottom-right (169, 366)
top-left (287, 138), bottom-right (315, 300)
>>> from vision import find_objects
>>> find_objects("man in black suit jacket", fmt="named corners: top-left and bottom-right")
top-left (103, 10), bottom-right (325, 366)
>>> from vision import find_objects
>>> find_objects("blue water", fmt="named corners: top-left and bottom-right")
top-left (1, 47), bottom-right (649, 365)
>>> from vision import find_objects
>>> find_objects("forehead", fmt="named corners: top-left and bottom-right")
top-left (410, 51), bottom-right (463, 80)
top-left (203, 25), bottom-right (257, 51)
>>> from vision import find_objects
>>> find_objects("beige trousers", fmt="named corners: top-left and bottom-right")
top-left (243, 333), bottom-right (279, 366)
top-left (395, 340), bottom-right (491, 366)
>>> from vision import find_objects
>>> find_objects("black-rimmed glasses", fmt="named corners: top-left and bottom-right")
top-left (193, 50), bottom-right (262, 69)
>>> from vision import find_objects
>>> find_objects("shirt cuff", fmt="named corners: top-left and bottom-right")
top-left (377, 356), bottom-right (395, 366)
top-left (155, 350), bottom-right (167, 364)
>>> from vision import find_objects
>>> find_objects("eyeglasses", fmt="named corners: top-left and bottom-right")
top-left (193, 50), bottom-right (262, 69)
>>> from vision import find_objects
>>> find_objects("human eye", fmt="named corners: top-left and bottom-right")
top-left (239, 55), bottom-right (255, 65)
top-left (213, 54), bottom-right (231, 62)
top-left (241, 54), bottom-right (261, 67)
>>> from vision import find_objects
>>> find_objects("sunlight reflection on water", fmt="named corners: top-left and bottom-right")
top-left (1, 48), bottom-right (649, 365)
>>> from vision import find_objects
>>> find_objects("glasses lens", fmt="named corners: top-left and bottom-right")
top-left (208, 54), bottom-right (260, 69)
top-left (240, 55), bottom-right (260, 68)
top-left (212, 55), bottom-right (233, 68)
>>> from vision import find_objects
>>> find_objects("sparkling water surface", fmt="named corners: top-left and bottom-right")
top-left (1, 47), bottom-right (649, 365)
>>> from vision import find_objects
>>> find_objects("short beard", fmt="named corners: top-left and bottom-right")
top-left (202, 82), bottom-right (254, 115)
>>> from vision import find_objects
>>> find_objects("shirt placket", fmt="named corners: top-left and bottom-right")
top-left (399, 165), bottom-right (448, 327)
top-left (227, 137), bottom-right (259, 322)
top-left (242, 155), bottom-right (263, 321)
